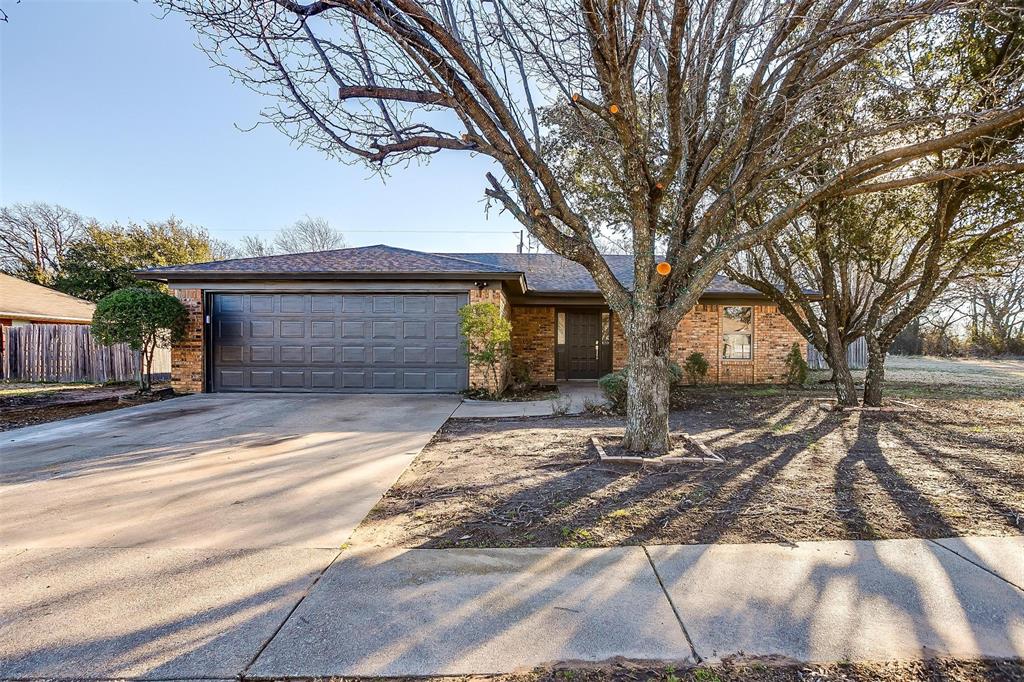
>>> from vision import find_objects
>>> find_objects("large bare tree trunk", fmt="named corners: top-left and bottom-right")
top-left (622, 318), bottom-right (673, 454)
top-left (824, 319), bottom-right (858, 406)
top-left (863, 335), bottom-right (886, 406)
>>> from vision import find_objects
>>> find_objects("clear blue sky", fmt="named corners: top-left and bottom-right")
top-left (0, 0), bottom-right (524, 252)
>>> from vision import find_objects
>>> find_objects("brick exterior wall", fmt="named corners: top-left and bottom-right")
top-left (467, 284), bottom-right (510, 392)
top-left (171, 288), bottom-right (205, 394)
top-left (606, 303), bottom-right (806, 384)
top-left (752, 303), bottom-right (807, 383)
top-left (510, 306), bottom-right (556, 384)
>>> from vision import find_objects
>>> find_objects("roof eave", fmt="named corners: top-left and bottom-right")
top-left (134, 270), bottom-right (524, 283)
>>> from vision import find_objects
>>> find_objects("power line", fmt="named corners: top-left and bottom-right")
top-left (209, 227), bottom-right (517, 234)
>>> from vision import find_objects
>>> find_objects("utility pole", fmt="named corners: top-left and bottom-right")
top-left (517, 230), bottom-right (524, 254)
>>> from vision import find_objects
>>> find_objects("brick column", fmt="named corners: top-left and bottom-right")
top-left (172, 288), bottom-right (205, 393)
top-left (466, 284), bottom-right (511, 393)
top-left (510, 306), bottom-right (556, 383)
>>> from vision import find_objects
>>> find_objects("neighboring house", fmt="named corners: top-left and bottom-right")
top-left (136, 244), bottom-right (807, 394)
top-left (0, 273), bottom-right (95, 352)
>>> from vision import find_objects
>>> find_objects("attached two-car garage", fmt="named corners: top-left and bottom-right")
top-left (210, 292), bottom-right (469, 392)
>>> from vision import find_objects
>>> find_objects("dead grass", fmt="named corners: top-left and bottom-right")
top-left (0, 382), bottom-right (170, 431)
top-left (349, 389), bottom-right (1023, 549)
top-left (332, 657), bottom-right (1024, 682)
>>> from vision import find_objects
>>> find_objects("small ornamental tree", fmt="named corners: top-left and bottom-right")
top-left (458, 302), bottom-right (512, 397)
top-left (92, 287), bottom-right (187, 392)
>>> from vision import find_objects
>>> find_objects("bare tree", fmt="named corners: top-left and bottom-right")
top-left (238, 234), bottom-right (277, 257)
top-left (965, 251), bottom-right (1024, 350)
top-left (0, 202), bottom-right (87, 283)
top-left (273, 215), bottom-right (346, 253)
top-left (160, 0), bottom-right (1024, 451)
top-left (731, 6), bottom-right (1024, 405)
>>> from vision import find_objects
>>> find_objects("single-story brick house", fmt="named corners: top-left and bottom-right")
top-left (136, 244), bottom-right (807, 394)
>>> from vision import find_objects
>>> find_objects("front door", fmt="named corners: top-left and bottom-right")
top-left (566, 311), bottom-right (603, 379)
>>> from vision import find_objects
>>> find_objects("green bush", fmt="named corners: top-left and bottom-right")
top-left (785, 342), bottom-right (809, 386)
top-left (92, 287), bottom-right (187, 391)
top-left (598, 369), bottom-right (629, 412)
top-left (458, 302), bottom-right (512, 397)
top-left (598, 361), bottom-right (684, 413)
top-left (682, 351), bottom-right (709, 384)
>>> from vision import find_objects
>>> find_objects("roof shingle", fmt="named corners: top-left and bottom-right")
top-left (137, 244), bottom-right (765, 296)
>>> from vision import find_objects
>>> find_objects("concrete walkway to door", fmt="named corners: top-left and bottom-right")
top-left (0, 393), bottom-right (459, 679)
top-left (452, 382), bottom-right (605, 418)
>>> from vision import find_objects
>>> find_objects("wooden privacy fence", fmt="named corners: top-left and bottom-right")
top-left (1, 324), bottom-right (171, 383)
top-left (807, 336), bottom-right (868, 370)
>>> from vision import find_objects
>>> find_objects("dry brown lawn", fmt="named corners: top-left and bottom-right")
top-left (349, 384), bottom-right (1023, 549)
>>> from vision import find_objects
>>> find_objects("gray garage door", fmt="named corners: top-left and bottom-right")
top-left (210, 292), bottom-right (469, 392)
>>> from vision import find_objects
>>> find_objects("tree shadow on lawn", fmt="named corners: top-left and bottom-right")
top-left (359, 394), bottom-right (1024, 550)
top-left (365, 400), bottom-right (856, 548)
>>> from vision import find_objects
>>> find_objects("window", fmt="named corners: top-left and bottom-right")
top-left (601, 312), bottom-right (611, 343)
top-left (557, 311), bottom-right (566, 344)
top-left (722, 306), bottom-right (752, 359)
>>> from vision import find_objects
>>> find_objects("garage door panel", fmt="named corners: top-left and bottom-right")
top-left (250, 320), bottom-right (274, 338)
top-left (220, 345), bottom-right (243, 363)
top-left (250, 345), bottom-right (274, 362)
top-left (434, 321), bottom-right (458, 339)
top-left (434, 296), bottom-right (459, 313)
top-left (280, 295), bottom-right (307, 313)
top-left (250, 295), bottom-right (274, 313)
top-left (219, 320), bottom-right (244, 339)
top-left (341, 321), bottom-right (366, 338)
top-left (342, 295), bottom-right (368, 313)
top-left (311, 295), bottom-right (336, 313)
top-left (311, 320), bottom-right (335, 337)
top-left (212, 293), bottom-right (468, 392)
top-left (217, 294), bottom-right (244, 313)
top-left (311, 371), bottom-right (336, 388)
top-left (311, 346), bottom-right (335, 363)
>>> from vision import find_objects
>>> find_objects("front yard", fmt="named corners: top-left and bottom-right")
top-left (349, 356), bottom-right (1024, 550)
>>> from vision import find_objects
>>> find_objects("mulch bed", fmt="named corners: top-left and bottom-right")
top-left (463, 385), bottom-right (560, 402)
top-left (348, 392), bottom-right (1024, 549)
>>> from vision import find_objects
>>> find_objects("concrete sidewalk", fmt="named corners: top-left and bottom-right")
top-left (1, 533), bottom-right (1020, 678)
top-left (248, 535), bottom-right (1023, 678)
top-left (452, 382), bottom-right (605, 418)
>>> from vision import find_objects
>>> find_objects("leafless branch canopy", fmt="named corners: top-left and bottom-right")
top-left (159, 0), bottom-right (1024, 333)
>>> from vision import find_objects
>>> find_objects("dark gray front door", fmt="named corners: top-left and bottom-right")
top-left (210, 292), bottom-right (469, 393)
top-left (566, 311), bottom-right (603, 379)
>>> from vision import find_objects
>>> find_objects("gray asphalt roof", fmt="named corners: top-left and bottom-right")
top-left (137, 244), bottom-right (765, 296)
top-left (444, 252), bottom-right (761, 295)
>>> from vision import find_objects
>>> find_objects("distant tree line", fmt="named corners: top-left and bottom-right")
top-left (0, 202), bottom-right (345, 301)
top-left (892, 254), bottom-right (1024, 357)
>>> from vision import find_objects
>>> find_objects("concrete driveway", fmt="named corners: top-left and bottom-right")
top-left (0, 393), bottom-right (459, 679)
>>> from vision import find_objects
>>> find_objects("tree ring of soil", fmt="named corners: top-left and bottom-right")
top-left (591, 433), bottom-right (725, 465)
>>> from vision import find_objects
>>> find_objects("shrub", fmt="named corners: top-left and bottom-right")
top-left (598, 369), bottom-right (629, 412)
top-left (784, 342), bottom-right (809, 386)
top-left (509, 358), bottom-right (533, 389)
top-left (92, 287), bottom-right (187, 391)
top-left (458, 302), bottom-right (512, 397)
top-left (598, 361), bottom-right (684, 413)
top-left (682, 351), bottom-right (710, 384)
